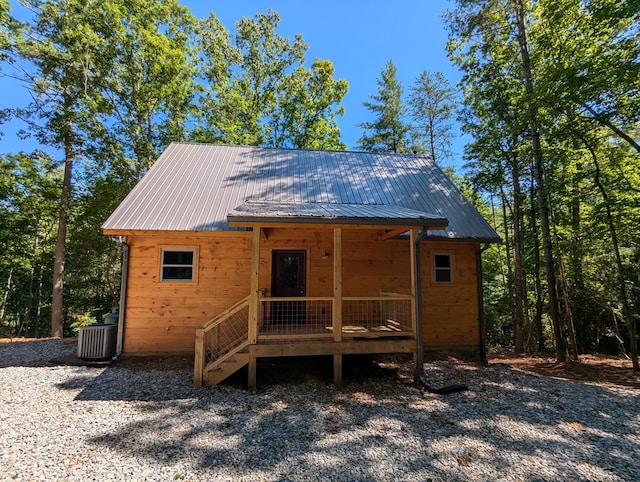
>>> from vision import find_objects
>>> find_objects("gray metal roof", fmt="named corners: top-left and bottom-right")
top-left (102, 143), bottom-right (500, 242)
top-left (228, 201), bottom-right (449, 227)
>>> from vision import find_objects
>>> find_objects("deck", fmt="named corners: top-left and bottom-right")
top-left (194, 294), bottom-right (417, 390)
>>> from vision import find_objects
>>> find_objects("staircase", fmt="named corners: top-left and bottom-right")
top-left (205, 351), bottom-right (250, 385)
top-left (194, 295), bottom-right (251, 387)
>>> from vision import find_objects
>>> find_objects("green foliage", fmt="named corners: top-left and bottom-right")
top-left (0, 152), bottom-right (59, 337)
top-left (407, 71), bottom-right (457, 163)
top-left (89, 0), bottom-right (198, 181)
top-left (357, 60), bottom-right (411, 153)
top-left (68, 312), bottom-right (96, 336)
top-left (193, 10), bottom-right (348, 150)
top-left (446, 0), bottom-right (640, 358)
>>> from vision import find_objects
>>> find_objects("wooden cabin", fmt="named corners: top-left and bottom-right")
top-left (102, 143), bottom-right (499, 390)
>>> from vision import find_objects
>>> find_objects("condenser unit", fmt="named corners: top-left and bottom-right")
top-left (77, 324), bottom-right (117, 361)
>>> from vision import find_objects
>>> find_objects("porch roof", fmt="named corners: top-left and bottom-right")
top-left (227, 201), bottom-right (449, 228)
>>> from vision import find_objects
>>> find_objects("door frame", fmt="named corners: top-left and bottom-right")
top-left (270, 249), bottom-right (308, 324)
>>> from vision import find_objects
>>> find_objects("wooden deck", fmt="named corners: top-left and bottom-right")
top-left (258, 320), bottom-right (414, 340)
top-left (194, 291), bottom-right (419, 390)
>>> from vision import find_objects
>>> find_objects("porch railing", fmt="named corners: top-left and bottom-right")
top-left (194, 295), bottom-right (250, 387)
top-left (195, 292), bottom-right (415, 385)
top-left (257, 293), bottom-right (414, 340)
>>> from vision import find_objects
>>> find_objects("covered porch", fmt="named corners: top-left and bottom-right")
top-left (194, 202), bottom-right (448, 390)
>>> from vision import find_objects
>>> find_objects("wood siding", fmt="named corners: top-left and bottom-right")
top-left (121, 230), bottom-right (480, 354)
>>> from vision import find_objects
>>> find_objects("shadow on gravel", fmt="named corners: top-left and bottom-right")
top-left (71, 355), bottom-right (405, 402)
top-left (82, 359), bottom-right (640, 481)
top-left (0, 338), bottom-right (78, 368)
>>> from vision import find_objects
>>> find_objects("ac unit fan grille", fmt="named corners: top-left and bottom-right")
top-left (77, 324), bottom-right (117, 361)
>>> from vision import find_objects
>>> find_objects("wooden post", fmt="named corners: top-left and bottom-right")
top-left (333, 353), bottom-right (343, 386)
top-left (333, 228), bottom-right (342, 342)
top-left (409, 229), bottom-right (418, 334)
top-left (248, 228), bottom-right (260, 344)
top-left (248, 355), bottom-right (257, 393)
top-left (194, 328), bottom-right (204, 388)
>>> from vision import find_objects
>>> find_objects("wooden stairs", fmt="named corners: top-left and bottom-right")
top-left (194, 295), bottom-right (251, 388)
top-left (205, 350), bottom-right (250, 385)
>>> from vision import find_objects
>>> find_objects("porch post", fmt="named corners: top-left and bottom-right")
top-left (248, 227), bottom-right (260, 344)
top-left (333, 228), bottom-right (343, 386)
top-left (333, 228), bottom-right (342, 342)
top-left (248, 228), bottom-right (260, 392)
top-left (409, 229), bottom-right (418, 334)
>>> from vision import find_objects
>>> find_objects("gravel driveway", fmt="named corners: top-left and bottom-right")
top-left (1, 339), bottom-right (639, 481)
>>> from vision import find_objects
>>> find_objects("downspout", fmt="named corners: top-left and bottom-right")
top-left (414, 227), bottom-right (430, 377)
top-left (110, 236), bottom-right (129, 360)
top-left (478, 243), bottom-right (491, 365)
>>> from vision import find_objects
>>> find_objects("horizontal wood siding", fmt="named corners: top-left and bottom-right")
top-left (123, 233), bottom-right (252, 353)
top-left (421, 241), bottom-right (480, 350)
top-left (121, 230), bottom-right (481, 354)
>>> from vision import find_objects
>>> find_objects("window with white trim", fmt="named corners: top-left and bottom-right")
top-left (434, 253), bottom-right (453, 283)
top-left (161, 249), bottom-right (196, 282)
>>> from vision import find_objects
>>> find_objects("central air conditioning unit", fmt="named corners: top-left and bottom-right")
top-left (77, 324), bottom-right (118, 361)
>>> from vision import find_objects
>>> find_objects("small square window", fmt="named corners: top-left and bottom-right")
top-left (434, 254), bottom-right (452, 283)
top-left (161, 249), bottom-right (196, 282)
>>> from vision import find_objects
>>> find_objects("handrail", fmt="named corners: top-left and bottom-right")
top-left (194, 294), bottom-right (251, 387)
top-left (201, 294), bottom-right (251, 331)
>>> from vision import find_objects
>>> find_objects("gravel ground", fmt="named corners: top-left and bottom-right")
top-left (1, 340), bottom-right (639, 482)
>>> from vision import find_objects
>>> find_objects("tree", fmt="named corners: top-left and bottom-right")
top-left (0, 152), bottom-right (59, 337)
top-left (446, 0), bottom-right (639, 368)
top-left (273, 58), bottom-right (348, 150)
top-left (90, 0), bottom-right (197, 182)
top-left (407, 70), bottom-right (457, 163)
top-left (194, 9), bottom-right (347, 149)
top-left (13, 0), bottom-right (107, 338)
top-left (357, 60), bottom-right (411, 153)
top-left (446, 0), bottom-right (570, 360)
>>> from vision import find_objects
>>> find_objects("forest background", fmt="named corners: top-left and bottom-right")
top-left (0, 0), bottom-right (638, 368)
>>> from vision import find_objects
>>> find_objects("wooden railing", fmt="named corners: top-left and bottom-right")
top-left (257, 294), bottom-right (414, 340)
top-left (194, 295), bottom-right (250, 387)
top-left (194, 292), bottom-right (415, 386)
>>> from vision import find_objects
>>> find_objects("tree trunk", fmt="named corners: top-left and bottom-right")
top-left (500, 190), bottom-right (516, 347)
top-left (529, 175), bottom-right (545, 351)
top-left (51, 152), bottom-right (73, 339)
top-left (586, 143), bottom-right (639, 370)
top-left (512, 0), bottom-right (566, 361)
top-left (0, 266), bottom-right (13, 326)
top-left (511, 159), bottom-right (526, 353)
top-left (550, 214), bottom-right (579, 360)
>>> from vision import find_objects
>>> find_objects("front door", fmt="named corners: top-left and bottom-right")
top-left (271, 250), bottom-right (306, 323)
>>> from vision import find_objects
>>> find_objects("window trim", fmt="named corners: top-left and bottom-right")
top-left (433, 252), bottom-right (453, 284)
top-left (160, 247), bottom-right (198, 283)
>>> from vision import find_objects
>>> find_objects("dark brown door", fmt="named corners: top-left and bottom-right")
top-left (271, 250), bottom-right (306, 323)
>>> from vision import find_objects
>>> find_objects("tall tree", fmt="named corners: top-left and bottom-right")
top-left (195, 10), bottom-right (347, 149)
top-left (90, 0), bottom-right (197, 182)
top-left (446, 0), bottom-right (568, 360)
top-left (14, 0), bottom-right (105, 338)
top-left (407, 70), bottom-right (457, 163)
top-left (357, 60), bottom-right (411, 153)
top-left (273, 58), bottom-right (348, 150)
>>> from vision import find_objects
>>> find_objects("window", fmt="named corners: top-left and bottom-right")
top-left (434, 253), bottom-right (453, 283)
top-left (161, 249), bottom-right (196, 282)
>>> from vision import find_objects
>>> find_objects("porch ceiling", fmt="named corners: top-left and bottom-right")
top-left (227, 201), bottom-right (449, 228)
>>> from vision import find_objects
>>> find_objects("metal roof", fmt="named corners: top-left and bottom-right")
top-left (102, 143), bottom-right (500, 242)
top-left (228, 201), bottom-right (449, 227)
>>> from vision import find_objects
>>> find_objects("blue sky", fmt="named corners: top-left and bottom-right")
top-left (1, 0), bottom-right (465, 167)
